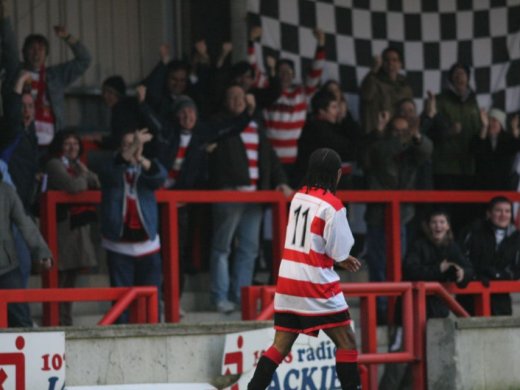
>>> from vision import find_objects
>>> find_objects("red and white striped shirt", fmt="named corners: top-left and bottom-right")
top-left (238, 120), bottom-right (260, 192)
top-left (164, 133), bottom-right (192, 188)
top-left (275, 187), bottom-right (354, 315)
top-left (249, 46), bottom-right (325, 164)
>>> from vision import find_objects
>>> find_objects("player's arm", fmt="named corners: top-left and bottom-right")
top-left (337, 255), bottom-right (361, 272)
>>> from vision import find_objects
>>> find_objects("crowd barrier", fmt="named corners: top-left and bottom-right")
top-left (40, 190), bottom-right (288, 325)
top-left (39, 189), bottom-right (520, 325)
top-left (0, 286), bottom-right (158, 327)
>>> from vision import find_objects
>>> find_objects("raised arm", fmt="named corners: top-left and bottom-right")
top-left (303, 28), bottom-right (326, 96)
top-left (50, 25), bottom-right (91, 85)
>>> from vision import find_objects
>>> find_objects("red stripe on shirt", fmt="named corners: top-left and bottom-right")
top-left (268, 102), bottom-right (308, 113)
top-left (300, 187), bottom-right (344, 211)
top-left (283, 248), bottom-right (334, 268)
top-left (310, 216), bottom-right (325, 236)
top-left (276, 276), bottom-right (342, 298)
top-left (264, 120), bottom-right (306, 130)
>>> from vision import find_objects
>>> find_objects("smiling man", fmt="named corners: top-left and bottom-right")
top-left (460, 196), bottom-right (520, 315)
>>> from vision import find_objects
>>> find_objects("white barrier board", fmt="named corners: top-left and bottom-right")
top-left (0, 332), bottom-right (65, 390)
top-left (222, 327), bottom-right (342, 389)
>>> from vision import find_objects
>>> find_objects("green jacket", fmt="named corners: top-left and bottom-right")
top-left (0, 181), bottom-right (51, 276)
top-left (360, 71), bottom-right (413, 134)
top-left (431, 87), bottom-right (482, 175)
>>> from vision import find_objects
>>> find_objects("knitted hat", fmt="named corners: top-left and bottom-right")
top-left (488, 108), bottom-right (506, 130)
top-left (102, 76), bottom-right (126, 97)
top-left (172, 95), bottom-right (196, 115)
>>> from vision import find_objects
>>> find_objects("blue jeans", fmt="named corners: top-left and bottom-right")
top-left (0, 267), bottom-right (33, 327)
top-left (106, 250), bottom-right (162, 323)
top-left (210, 203), bottom-right (263, 305)
top-left (365, 225), bottom-right (407, 319)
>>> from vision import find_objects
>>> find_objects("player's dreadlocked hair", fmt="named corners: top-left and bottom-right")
top-left (301, 148), bottom-right (341, 194)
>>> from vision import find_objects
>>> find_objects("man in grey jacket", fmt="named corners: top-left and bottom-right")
top-left (0, 0), bottom-right (91, 145)
top-left (0, 170), bottom-right (52, 327)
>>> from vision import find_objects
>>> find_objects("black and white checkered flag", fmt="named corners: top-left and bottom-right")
top-left (248, 0), bottom-right (520, 118)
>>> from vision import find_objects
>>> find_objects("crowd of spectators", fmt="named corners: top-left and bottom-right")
top-left (1, 0), bottom-right (520, 327)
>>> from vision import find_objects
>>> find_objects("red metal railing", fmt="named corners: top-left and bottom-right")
top-left (39, 189), bottom-right (520, 325)
top-left (39, 190), bottom-right (288, 325)
top-left (0, 287), bottom-right (158, 327)
top-left (335, 190), bottom-right (520, 283)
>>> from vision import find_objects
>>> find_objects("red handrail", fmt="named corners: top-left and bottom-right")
top-left (0, 287), bottom-right (158, 327)
top-left (39, 190), bottom-right (288, 325)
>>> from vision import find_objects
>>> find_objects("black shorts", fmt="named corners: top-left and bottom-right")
top-left (274, 309), bottom-right (351, 337)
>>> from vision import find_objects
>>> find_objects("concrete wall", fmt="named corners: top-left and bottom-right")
top-left (427, 316), bottom-right (520, 390)
top-left (64, 322), bottom-right (271, 386)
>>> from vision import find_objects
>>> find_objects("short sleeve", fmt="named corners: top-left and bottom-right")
top-left (323, 207), bottom-right (354, 262)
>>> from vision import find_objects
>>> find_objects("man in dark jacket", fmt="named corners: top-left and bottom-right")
top-left (459, 196), bottom-right (520, 316)
top-left (208, 84), bottom-right (292, 313)
top-left (100, 75), bottom-right (142, 150)
top-left (295, 89), bottom-right (362, 187)
top-left (363, 115), bottom-right (433, 322)
top-left (472, 108), bottom-right (520, 190)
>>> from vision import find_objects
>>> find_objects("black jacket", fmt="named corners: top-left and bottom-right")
top-left (208, 113), bottom-right (287, 190)
top-left (102, 97), bottom-right (143, 150)
top-left (403, 236), bottom-right (474, 318)
top-left (460, 220), bottom-right (520, 315)
top-left (471, 131), bottom-right (520, 190)
top-left (141, 103), bottom-right (256, 189)
top-left (294, 114), bottom-right (363, 184)
top-left (0, 93), bottom-right (39, 212)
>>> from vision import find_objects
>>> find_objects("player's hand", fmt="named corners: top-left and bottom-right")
top-left (339, 256), bottom-right (361, 272)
